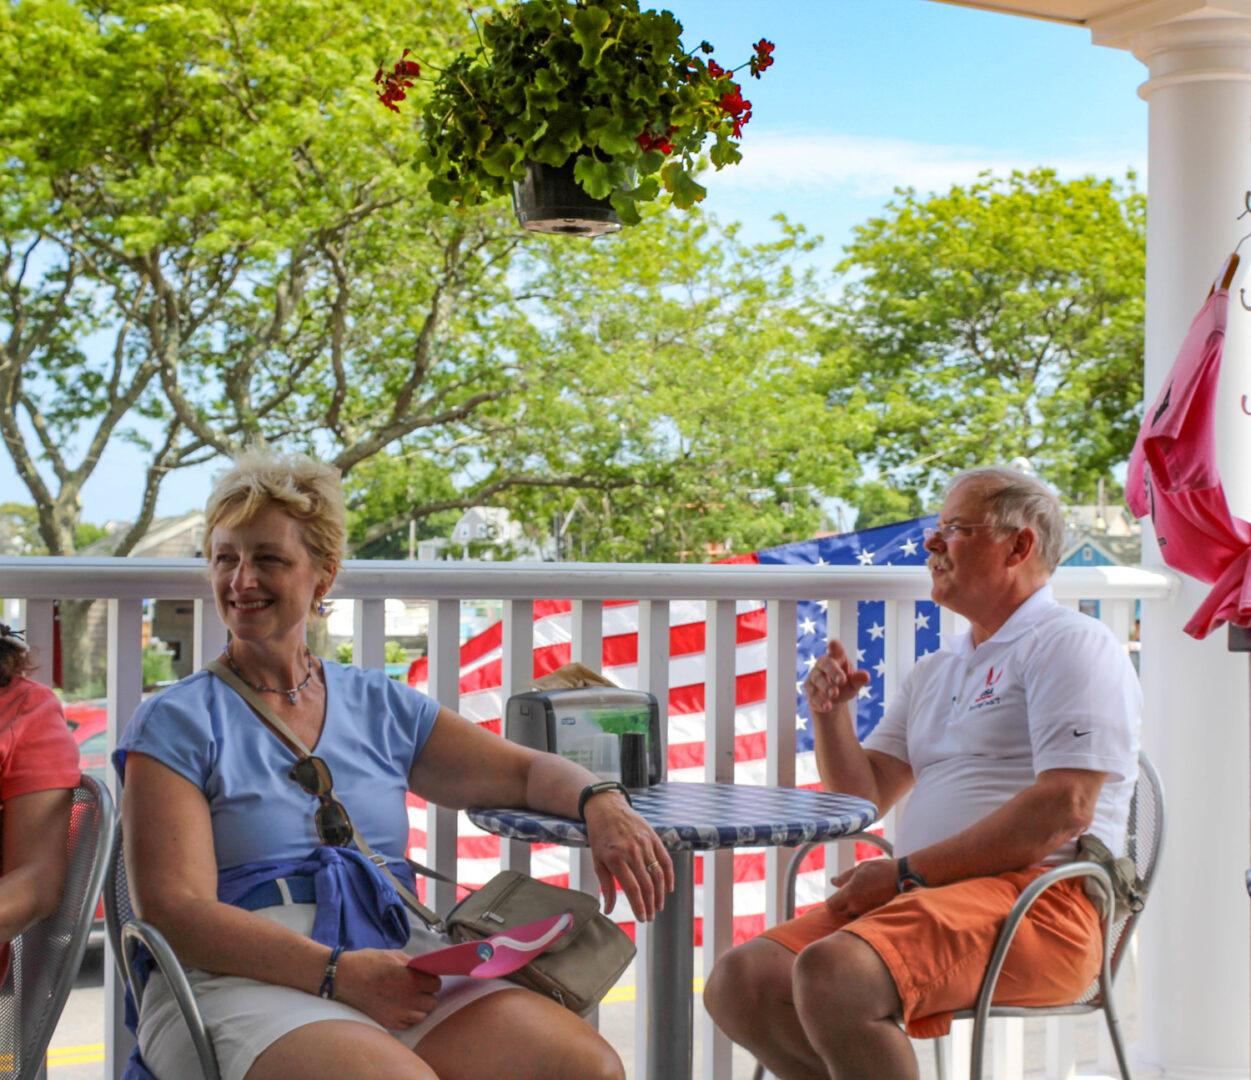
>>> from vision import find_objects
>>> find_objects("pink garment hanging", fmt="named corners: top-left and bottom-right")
top-left (1126, 254), bottom-right (1251, 638)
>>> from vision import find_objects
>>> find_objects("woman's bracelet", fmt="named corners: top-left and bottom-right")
top-left (318, 944), bottom-right (344, 999)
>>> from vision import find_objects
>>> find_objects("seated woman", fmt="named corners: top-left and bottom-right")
top-left (0, 623), bottom-right (82, 976)
top-left (115, 449), bottom-right (673, 1080)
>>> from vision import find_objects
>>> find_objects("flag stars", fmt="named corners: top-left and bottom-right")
top-left (803, 653), bottom-right (818, 671)
top-left (868, 622), bottom-right (885, 640)
top-left (856, 549), bottom-right (875, 566)
top-left (799, 616), bottom-right (817, 636)
top-left (857, 684), bottom-right (872, 699)
top-left (901, 537), bottom-right (918, 557)
top-left (915, 611), bottom-right (931, 630)
top-left (874, 658), bottom-right (887, 677)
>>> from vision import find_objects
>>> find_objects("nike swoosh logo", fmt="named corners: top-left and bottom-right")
top-left (1073, 729), bottom-right (1092, 738)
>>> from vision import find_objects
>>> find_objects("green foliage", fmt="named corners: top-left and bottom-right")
top-left (851, 483), bottom-right (925, 531)
top-left (142, 642), bottom-right (175, 686)
top-left (73, 522), bottom-right (109, 549)
top-left (823, 169), bottom-right (1145, 504)
top-left (417, 0), bottom-right (759, 218)
top-left (335, 641), bottom-right (409, 664)
top-left (0, 0), bottom-right (545, 557)
top-left (474, 210), bottom-right (859, 561)
top-left (0, 503), bottom-right (46, 555)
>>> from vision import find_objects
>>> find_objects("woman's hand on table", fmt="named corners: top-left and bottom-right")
top-left (583, 794), bottom-right (674, 922)
top-left (334, 948), bottom-right (441, 1030)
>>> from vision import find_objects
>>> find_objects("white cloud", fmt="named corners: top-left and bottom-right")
top-left (710, 133), bottom-right (1146, 199)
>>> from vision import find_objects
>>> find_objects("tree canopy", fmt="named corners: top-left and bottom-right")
top-left (822, 169), bottom-right (1145, 507)
top-left (1, 0), bottom-right (847, 573)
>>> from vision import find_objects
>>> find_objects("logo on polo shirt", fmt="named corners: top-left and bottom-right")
top-left (970, 665), bottom-right (1004, 710)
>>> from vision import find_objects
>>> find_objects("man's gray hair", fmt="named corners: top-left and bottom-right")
top-left (943, 466), bottom-right (1065, 573)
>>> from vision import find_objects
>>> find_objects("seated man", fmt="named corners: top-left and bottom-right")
top-left (705, 466), bottom-right (1140, 1080)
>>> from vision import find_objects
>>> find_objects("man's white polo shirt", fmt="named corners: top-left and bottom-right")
top-left (863, 585), bottom-right (1141, 862)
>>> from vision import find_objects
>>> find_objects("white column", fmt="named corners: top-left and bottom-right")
top-left (1094, 10), bottom-right (1251, 1077)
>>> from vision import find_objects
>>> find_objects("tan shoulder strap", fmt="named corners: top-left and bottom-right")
top-left (204, 659), bottom-right (443, 927)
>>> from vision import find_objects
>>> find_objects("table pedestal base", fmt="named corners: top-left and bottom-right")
top-left (645, 852), bottom-right (694, 1079)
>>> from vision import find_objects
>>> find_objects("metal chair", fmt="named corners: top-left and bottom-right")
top-left (103, 820), bottom-right (221, 1080)
top-left (752, 752), bottom-right (1165, 1080)
top-left (0, 775), bottom-right (115, 1080)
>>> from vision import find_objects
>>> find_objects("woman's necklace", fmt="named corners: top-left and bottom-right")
top-left (225, 646), bottom-right (315, 705)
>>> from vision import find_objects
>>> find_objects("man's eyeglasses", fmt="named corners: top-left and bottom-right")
top-left (289, 756), bottom-right (355, 847)
top-left (922, 522), bottom-right (1004, 543)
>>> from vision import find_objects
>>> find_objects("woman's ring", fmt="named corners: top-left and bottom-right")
top-left (646, 859), bottom-right (662, 872)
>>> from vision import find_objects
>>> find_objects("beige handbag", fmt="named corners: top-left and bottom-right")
top-left (206, 660), bottom-right (636, 1015)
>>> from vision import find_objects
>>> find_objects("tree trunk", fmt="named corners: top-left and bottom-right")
top-left (58, 598), bottom-right (101, 696)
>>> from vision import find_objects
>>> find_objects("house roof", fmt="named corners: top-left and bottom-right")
top-left (77, 511), bottom-right (205, 557)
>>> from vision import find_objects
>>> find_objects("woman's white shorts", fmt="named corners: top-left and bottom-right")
top-left (136, 904), bottom-right (523, 1080)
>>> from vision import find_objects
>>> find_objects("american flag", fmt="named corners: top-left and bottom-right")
top-left (405, 516), bottom-right (939, 943)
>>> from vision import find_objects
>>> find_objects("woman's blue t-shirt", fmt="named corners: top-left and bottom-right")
top-left (114, 662), bottom-right (440, 870)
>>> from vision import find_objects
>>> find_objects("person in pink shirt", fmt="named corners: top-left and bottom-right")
top-left (1126, 255), bottom-right (1251, 637)
top-left (0, 623), bottom-right (82, 978)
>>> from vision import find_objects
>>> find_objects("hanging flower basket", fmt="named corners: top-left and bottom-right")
top-left (373, 1), bottom-right (775, 234)
top-left (512, 158), bottom-right (621, 237)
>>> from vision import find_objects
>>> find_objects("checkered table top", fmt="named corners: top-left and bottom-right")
top-left (467, 782), bottom-right (878, 852)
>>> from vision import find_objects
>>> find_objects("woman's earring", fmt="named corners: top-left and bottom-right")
top-left (316, 598), bottom-right (328, 617)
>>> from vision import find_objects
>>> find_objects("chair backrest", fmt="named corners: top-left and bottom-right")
top-left (1110, 751), bottom-right (1165, 973)
top-left (1074, 750), bottom-right (1165, 1003)
top-left (0, 775), bottom-right (115, 1080)
top-left (104, 818), bottom-right (132, 980)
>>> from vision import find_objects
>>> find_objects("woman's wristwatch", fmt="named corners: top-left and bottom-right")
top-left (578, 780), bottom-right (632, 821)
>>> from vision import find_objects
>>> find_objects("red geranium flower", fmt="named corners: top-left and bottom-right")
top-left (707, 59), bottom-right (725, 79)
top-left (637, 124), bottom-right (678, 155)
top-left (375, 48), bottom-right (421, 113)
top-left (749, 39), bottom-right (775, 79)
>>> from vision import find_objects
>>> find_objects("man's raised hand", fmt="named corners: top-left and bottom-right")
top-left (804, 639), bottom-right (871, 715)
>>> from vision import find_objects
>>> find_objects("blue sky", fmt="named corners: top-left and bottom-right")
top-left (4, 0), bottom-right (1149, 526)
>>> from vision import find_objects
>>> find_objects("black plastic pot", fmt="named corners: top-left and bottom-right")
top-left (511, 158), bottom-right (622, 237)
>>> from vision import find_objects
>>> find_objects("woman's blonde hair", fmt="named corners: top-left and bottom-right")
top-left (204, 449), bottom-right (347, 615)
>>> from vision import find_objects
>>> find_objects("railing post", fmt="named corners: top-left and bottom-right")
top-left (765, 598), bottom-right (798, 929)
top-left (569, 600), bottom-right (603, 1029)
top-left (106, 598), bottom-right (143, 1080)
top-left (23, 600), bottom-right (55, 686)
top-left (427, 598), bottom-right (462, 916)
top-left (633, 598), bottom-right (669, 1080)
top-left (1044, 1014), bottom-right (1078, 1080)
top-left (499, 600), bottom-right (534, 875)
top-left (353, 598), bottom-right (386, 671)
top-left (701, 599), bottom-right (736, 1080)
top-left (192, 598), bottom-right (225, 669)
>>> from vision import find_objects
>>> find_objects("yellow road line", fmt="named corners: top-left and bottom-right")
top-left (601, 977), bottom-right (705, 1004)
top-left (48, 1044), bottom-right (105, 1068)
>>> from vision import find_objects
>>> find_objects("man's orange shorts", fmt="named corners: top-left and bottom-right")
top-left (761, 867), bottom-right (1101, 1038)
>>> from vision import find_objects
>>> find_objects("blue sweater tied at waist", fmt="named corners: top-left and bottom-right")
top-left (121, 846), bottom-right (422, 1080)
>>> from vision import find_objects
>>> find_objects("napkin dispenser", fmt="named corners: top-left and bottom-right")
top-left (505, 687), bottom-right (662, 785)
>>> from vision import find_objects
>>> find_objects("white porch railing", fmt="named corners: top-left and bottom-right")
top-left (0, 557), bottom-right (1176, 1080)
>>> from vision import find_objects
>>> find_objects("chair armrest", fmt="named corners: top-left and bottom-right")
top-left (971, 861), bottom-right (1116, 1030)
top-left (121, 919), bottom-right (221, 1080)
top-left (783, 831), bottom-right (894, 920)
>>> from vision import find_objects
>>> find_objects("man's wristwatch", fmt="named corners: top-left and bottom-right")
top-left (897, 855), bottom-right (927, 893)
top-left (577, 780), bottom-right (632, 821)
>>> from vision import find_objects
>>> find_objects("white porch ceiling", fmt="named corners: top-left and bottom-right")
top-left (932, 0), bottom-right (1251, 29)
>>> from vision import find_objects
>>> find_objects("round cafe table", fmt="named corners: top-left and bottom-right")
top-left (469, 781), bottom-right (878, 1080)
